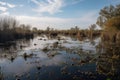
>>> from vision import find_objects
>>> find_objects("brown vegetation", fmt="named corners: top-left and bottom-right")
top-left (0, 16), bottom-right (33, 43)
top-left (97, 4), bottom-right (120, 43)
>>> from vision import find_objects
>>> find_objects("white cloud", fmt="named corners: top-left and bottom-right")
top-left (15, 11), bottom-right (98, 29)
top-left (0, 1), bottom-right (16, 15)
top-left (16, 15), bottom-right (68, 29)
top-left (0, 6), bottom-right (7, 12)
top-left (0, 1), bottom-right (16, 8)
top-left (7, 3), bottom-right (16, 8)
top-left (66, 0), bottom-right (84, 5)
top-left (0, 1), bottom-right (6, 6)
top-left (31, 0), bottom-right (64, 14)
top-left (31, 0), bottom-right (85, 15)
top-left (0, 12), bottom-right (9, 16)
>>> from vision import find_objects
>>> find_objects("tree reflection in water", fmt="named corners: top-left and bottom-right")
top-left (96, 40), bottom-right (120, 79)
top-left (0, 66), bottom-right (4, 80)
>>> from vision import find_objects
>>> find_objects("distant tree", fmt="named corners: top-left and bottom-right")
top-left (96, 4), bottom-right (120, 28)
top-left (32, 27), bottom-right (38, 33)
top-left (25, 25), bottom-right (31, 31)
top-left (9, 17), bottom-right (18, 29)
top-left (46, 26), bottom-right (50, 32)
top-left (0, 16), bottom-right (18, 30)
top-left (89, 24), bottom-right (96, 30)
top-left (89, 24), bottom-right (96, 38)
top-left (20, 24), bottom-right (26, 30)
top-left (75, 26), bottom-right (79, 30)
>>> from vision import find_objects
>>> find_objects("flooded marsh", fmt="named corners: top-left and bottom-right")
top-left (0, 1), bottom-right (120, 80)
top-left (0, 35), bottom-right (119, 80)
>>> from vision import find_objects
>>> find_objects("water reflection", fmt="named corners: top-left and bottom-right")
top-left (96, 41), bottom-right (120, 79)
top-left (0, 35), bottom-right (119, 80)
top-left (0, 38), bottom-right (31, 53)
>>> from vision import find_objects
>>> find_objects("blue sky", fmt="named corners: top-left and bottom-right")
top-left (0, 0), bottom-right (120, 29)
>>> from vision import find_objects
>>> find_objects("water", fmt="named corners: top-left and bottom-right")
top-left (0, 35), bottom-right (119, 80)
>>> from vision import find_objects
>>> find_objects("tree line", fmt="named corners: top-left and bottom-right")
top-left (0, 16), bottom-right (33, 43)
top-left (0, 16), bottom-right (101, 43)
top-left (0, 4), bottom-right (119, 43)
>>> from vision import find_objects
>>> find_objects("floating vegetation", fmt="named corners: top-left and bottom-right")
top-left (10, 56), bottom-right (15, 62)
top-left (36, 66), bottom-right (41, 70)
top-left (42, 46), bottom-right (50, 52)
top-left (52, 41), bottom-right (59, 48)
top-left (47, 51), bottom-right (60, 58)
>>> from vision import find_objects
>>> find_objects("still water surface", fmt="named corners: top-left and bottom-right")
top-left (0, 35), bottom-right (119, 80)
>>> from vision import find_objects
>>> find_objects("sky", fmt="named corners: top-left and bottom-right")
top-left (0, 0), bottom-right (120, 30)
